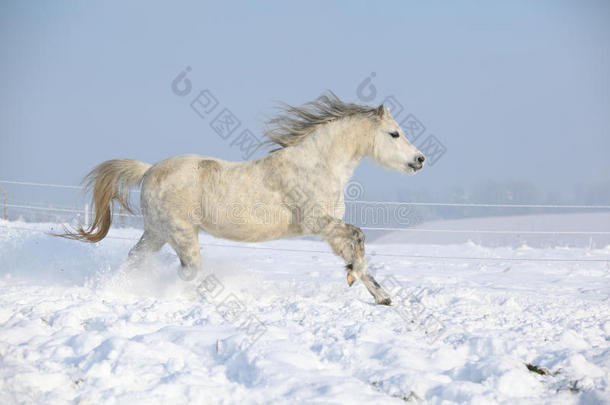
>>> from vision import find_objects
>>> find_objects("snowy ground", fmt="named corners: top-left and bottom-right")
top-left (0, 220), bottom-right (609, 404)
top-left (371, 212), bottom-right (610, 248)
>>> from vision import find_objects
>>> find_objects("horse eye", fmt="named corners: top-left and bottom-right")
top-left (389, 131), bottom-right (400, 138)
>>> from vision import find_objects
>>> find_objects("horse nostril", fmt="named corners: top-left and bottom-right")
top-left (417, 155), bottom-right (425, 164)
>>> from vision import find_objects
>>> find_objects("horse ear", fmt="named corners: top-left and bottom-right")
top-left (376, 105), bottom-right (385, 118)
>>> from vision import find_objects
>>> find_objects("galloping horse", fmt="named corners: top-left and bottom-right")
top-left (61, 92), bottom-right (425, 305)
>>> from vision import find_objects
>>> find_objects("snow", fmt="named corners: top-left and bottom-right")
top-left (0, 219), bottom-right (609, 404)
top-left (371, 212), bottom-right (610, 248)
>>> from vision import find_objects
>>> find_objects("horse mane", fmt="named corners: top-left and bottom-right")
top-left (263, 91), bottom-right (378, 149)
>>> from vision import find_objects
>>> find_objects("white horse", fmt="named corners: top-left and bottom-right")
top-left (61, 92), bottom-right (425, 305)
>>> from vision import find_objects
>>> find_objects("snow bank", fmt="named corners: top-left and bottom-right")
top-left (371, 212), bottom-right (610, 248)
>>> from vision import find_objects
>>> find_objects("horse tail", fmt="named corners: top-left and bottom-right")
top-left (56, 159), bottom-right (152, 243)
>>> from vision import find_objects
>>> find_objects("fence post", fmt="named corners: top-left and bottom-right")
top-left (84, 203), bottom-right (89, 227)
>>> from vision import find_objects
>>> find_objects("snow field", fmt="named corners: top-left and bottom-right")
top-left (0, 220), bottom-right (609, 404)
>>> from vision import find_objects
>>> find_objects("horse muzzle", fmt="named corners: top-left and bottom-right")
top-left (407, 154), bottom-right (425, 172)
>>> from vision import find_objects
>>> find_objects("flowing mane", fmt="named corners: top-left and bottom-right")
top-left (263, 91), bottom-right (378, 148)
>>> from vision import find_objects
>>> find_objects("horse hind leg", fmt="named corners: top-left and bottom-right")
top-left (127, 230), bottom-right (166, 266)
top-left (166, 221), bottom-right (202, 281)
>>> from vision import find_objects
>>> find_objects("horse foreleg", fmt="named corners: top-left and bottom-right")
top-left (318, 218), bottom-right (392, 305)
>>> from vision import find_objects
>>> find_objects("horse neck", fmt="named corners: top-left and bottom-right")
top-left (297, 117), bottom-right (371, 186)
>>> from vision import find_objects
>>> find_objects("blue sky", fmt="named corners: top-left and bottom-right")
top-left (1, 0), bottom-right (609, 200)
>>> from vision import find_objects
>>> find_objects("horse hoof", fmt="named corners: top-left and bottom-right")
top-left (377, 298), bottom-right (392, 306)
top-left (347, 274), bottom-right (355, 287)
